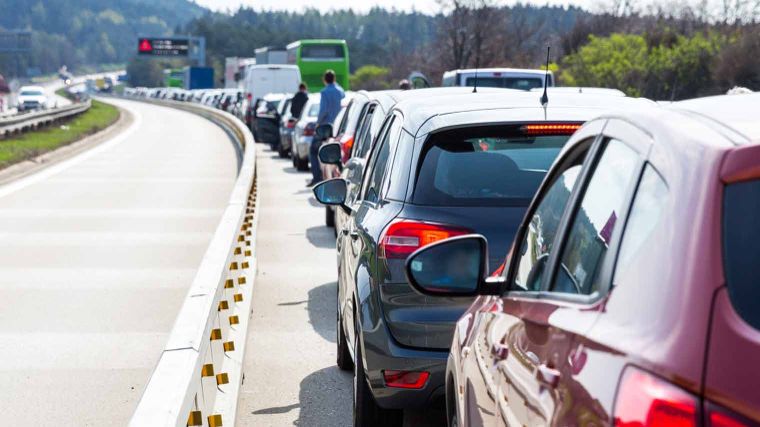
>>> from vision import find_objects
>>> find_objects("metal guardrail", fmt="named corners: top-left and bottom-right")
top-left (128, 98), bottom-right (258, 427)
top-left (0, 100), bottom-right (91, 138)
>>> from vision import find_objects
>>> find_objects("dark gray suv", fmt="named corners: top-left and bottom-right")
top-left (314, 88), bottom-right (652, 426)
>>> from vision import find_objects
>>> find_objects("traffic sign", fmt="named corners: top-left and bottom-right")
top-left (137, 38), bottom-right (190, 57)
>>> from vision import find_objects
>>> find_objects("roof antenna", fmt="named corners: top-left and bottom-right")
top-left (540, 46), bottom-right (551, 107)
top-left (472, 67), bottom-right (479, 93)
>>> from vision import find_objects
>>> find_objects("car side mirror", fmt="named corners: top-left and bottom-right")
top-left (312, 178), bottom-right (347, 206)
top-left (405, 235), bottom-right (489, 296)
top-left (318, 142), bottom-right (342, 165)
top-left (316, 124), bottom-right (333, 140)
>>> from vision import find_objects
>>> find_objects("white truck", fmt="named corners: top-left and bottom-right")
top-left (242, 64), bottom-right (301, 102)
top-left (442, 68), bottom-right (554, 90)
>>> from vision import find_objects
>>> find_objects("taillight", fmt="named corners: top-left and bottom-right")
top-left (379, 220), bottom-right (471, 259)
top-left (613, 366), bottom-right (698, 427)
top-left (286, 119), bottom-right (296, 129)
top-left (304, 122), bottom-right (316, 136)
top-left (383, 370), bottom-right (429, 389)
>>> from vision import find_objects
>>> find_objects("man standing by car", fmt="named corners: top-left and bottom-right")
top-left (308, 70), bottom-right (344, 186)
top-left (290, 82), bottom-right (308, 119)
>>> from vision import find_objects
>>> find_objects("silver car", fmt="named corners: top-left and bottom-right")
top-left (291, 93), bottom-right (320, 171)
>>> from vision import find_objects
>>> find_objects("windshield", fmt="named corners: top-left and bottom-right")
top-left (301, 44), bottom-right (344, 60)
top-left (464, 77), bottom-right (544, 90)
top-left (413, 125), bottom-right (574, 207)
top-left (20, 90), bottom-right (44, 96)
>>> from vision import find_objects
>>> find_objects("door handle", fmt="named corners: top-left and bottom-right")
top-left (536, 364), bottom-right (560, 388)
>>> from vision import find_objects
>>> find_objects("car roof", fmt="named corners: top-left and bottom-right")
top-left (668, 92), bottom-right (760, 144)
top-left (20, 86), bottom-right (44, 91)
top-left (391, 89), bottom-right (655, 137)
top-left (356, 87), bottom-right (510, 114)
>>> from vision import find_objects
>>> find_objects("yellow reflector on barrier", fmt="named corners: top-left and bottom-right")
top-left (187, 411), bottom-right (202, 426)
top-left (223, 341), bottom-right (235, 352)
top-left (229, 315), bottom-right (239, 325)
top-left (234, 247), bottom-right (242, 255)
top-left (245, 250), bottom-right (252, 257)
top-left (210, 328), bottom-right (222, 340)
top-left (230, 262), bottom-right (239, 270)
top-left (201, 364), bottom-right (214, 377)
top-left (238, 277), bottom-right (246, 285)
top-left (241, 262), bottom-right (249, 269)
top-left (224, 279), bottom-right (234, 289)
top-left (208, 414), bottom-right (223, 427)
top-left (216, 373), bottom-right (229, 385)
top-left (234, 294), bottom-right (243, 302)
top-left (237, 235), bottom-right (244, 242)
top-left (218, 301), bottom-right (229, 311)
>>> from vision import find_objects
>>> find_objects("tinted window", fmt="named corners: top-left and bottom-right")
top-left (723, 179), bottom-right (760, 330)
top-left (357, 105), bottom-right (385, 159)
top-left (464, 77), bottom-right (543, 90)
top-left (363, 118), bottom-right (398, 204)
top-left (512, 149), bottom-right (587, 291)
top-left (552, 140), bottom-right (639, 295)
top-left (301, 45), bottom-right (344, 60)
top-left (413, 125), bottom-right (570, 207)
top-left (352, 104), bottom-right (376, 158)
top-left (614, 165), bottom-right (668, 281)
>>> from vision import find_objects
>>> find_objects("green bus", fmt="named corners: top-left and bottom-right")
top-left (163, 68), bottom-right (184, 88)
top-left (287, 39), bottom-right (350, 92)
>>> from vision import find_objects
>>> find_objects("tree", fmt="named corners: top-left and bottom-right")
top-left (350, 65), bottom-right (392, 90)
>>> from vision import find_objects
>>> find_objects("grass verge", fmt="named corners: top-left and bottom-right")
top-left (0, 99), bottom-right (120, 169)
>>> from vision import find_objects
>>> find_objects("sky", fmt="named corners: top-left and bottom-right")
top-left (193, 0), bottom-right (597, 14)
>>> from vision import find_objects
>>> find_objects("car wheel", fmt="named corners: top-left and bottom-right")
top-left (292, 151), bottom-right (298, 168)
top-left (336, 296), bottom-right (353, 371)
top-left (296, 156), bottom-right (309, 171)
top-left (353, 323), bottom-right (402, 427)
top-left (278, 145), bottom-right (289, 158)
top-left (325, 206), bottom-right (335, 228)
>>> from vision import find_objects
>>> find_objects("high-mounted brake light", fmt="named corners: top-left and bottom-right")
top-left (379, 220), bottom-right (471, 259)
top-left (521, 123), bottom-right (582, 135)
top-left (613, 366), bottom-right (698, 427)
top-left (383, 370), bottom-right (429, 389)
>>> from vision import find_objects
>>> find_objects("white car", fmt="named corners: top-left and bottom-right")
top-left (17, 86), bottom-right (48, 111)
top-left (442, 67), bottom-right (554, 90)
top-left (291, 93), bottom-right (320, 171)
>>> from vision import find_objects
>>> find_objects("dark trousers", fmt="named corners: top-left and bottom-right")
top-left (309, 137), bottom-right (323, 183)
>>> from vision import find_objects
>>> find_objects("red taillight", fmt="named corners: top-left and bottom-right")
top-left (383, 370), bottom-right (429, 389)
top-left (614, 367), bottom-right (698, 427)
top-left (379, 220), bottom-right (471, 259)
top-left (521, 123), bottom-right (582, 135)
top-left (304, 123), bottom-right (316, 136)
top-left (286, 119), bottom-right (296, 129)
top-left (710, 411), bottom-right (748, 427)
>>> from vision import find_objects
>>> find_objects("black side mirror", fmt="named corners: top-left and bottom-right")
top-left (313, 178), bottom-right (347, 206)
top-left (318, 142), bottom-right (342, 165)
top-left (405, 235), bottom-right (489, 296)
top-left (316, 124), bottom-right (333, 140)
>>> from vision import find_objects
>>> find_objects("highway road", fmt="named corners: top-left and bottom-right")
top-left (236, 146), bottom-right (445, 426)
top-left (0, 98), bottom-right (239, 425)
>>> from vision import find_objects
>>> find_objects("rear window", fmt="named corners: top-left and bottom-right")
top-left (412, 125), bottom-right (572, 207)
top-left (301, 45), bottom-right (344, 60)
top-left (20, 90), bottom-right (43, 96)
top-left (307, 103), bottom-right (320, 117)
top-left (723, 179), bottom-right (760, 330)
top-left (464, 77), bottom-right (543, 90)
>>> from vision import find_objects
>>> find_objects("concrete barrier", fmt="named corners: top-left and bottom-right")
top-left (128, 98), bottom-right (258, 427)
top-left (0, 100), bottom-right (91, 138)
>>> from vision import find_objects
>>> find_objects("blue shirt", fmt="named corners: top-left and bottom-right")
top-left (318, 83), bottom-right (345, 126)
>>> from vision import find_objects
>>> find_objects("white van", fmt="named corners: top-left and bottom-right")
top-left (441, 68), bottom-right (553, 90)
top-left (243, 64), bottom-right (301, 101)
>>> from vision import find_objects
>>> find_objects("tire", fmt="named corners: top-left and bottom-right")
top-left (292, 151), bottom-right (298, 168)
top-left (278, 145), bottom-right (289, 158)
top-left (296, 156), bottom-right (309, 171)
top-left (353, 324), bottom-right (403, 427)
top-left (325, 206), bottom-right (335, 228)
top-left (336, 297), bottom-right (353, 371)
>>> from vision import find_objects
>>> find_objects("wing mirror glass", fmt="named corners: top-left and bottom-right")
top-left (312, 178), bottom-right (347, 206)
top-left (405, 235), bottom-right (488, 296)
top-left (315, 123), bottom-right (333, 140)
top-left (318, 142), bottom-right (342, 165)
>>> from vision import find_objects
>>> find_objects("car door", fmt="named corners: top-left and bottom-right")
top-left (492, 127), bottom-right (648, 426)
top-left (341, 114), bottom-right (400, 348)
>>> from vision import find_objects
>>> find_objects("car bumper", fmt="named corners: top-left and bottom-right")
top-left (295, 136), bottom-right (312, 159)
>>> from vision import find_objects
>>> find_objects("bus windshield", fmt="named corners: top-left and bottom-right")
top-left (301, 45), bottom-right (344, 60)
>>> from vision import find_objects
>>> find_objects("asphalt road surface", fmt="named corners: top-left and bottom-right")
top-left (0, 98), bottom-right (239, 425)
top-left (237, 145), bottom-right (445, 426)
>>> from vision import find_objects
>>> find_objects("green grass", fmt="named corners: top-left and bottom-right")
top-left (0, 99), bottom-right (120, 169)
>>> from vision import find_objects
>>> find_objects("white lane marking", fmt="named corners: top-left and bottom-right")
top-left (0, 100), bottom-right (143, 200)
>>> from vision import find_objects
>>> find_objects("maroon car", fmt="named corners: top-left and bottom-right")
top-left (405, 92), bottom-right (760, 426)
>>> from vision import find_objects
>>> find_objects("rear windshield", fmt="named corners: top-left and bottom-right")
top-left (20, 90), bottom-right (44, 96)
top-left (307, 103), bottom-right (320, 117)
top-left (464, 77), bottom-right (543, 90)
top-left (301, 45), bottom-right (344, 60)
top-left (412, 125), bottom-right (572, 207)
top-left (723, 179), bottom-right (760, 330)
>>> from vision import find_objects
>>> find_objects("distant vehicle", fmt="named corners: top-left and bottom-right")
top-left (224, 57), bottom-right (255, 89)
top-left (313, 88), bottom-right (653, 426)
top-left (17, 86), bottom-right (48, 111)
top-left (164, 68), bottom-right (184, 88)
top-left (184, 66), bottom-right (214, 90)
top-left (287, 39), bottom-right (350, 92)
top-left (405, 92), bottom-right (760, 427)
top-left (255, 46), bottom-right (288, 65)
top-left (242, 64), bottom-right (301, 103)
top-left (291, 93), bottom-right (320, 171)
top-left (255, 93), bottom-right (287, 149)
top-left (277, 95), bottom-right (295, 158)
top-left (442, 67), bottom-right (554, 90)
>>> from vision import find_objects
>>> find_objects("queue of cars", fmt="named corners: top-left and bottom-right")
top-left (311, 85), bottom-right (760, 427)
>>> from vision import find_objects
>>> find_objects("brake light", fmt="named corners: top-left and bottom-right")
top-left (379, 220), bottom-right (471, 259)
top-left (521, 123), bottom-right (582, 135)
top-left (613, 367), bottom-right (698, 427)
top-left (286, 119), bottom-right (296, 129)
top-left (304, 122), bottom-right (316, 136)
top-left (383, 370), bottom-right (429, 389)
top-left (340, 134), bottom-right (354, 150)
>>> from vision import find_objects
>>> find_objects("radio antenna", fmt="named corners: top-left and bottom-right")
top-left (540, 46), bottom-right (551, 107)
top-left (472, 67), bottom-right (479, 93)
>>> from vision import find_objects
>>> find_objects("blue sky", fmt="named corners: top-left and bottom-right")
top-left (194, 0), bottom-right (597, 14)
